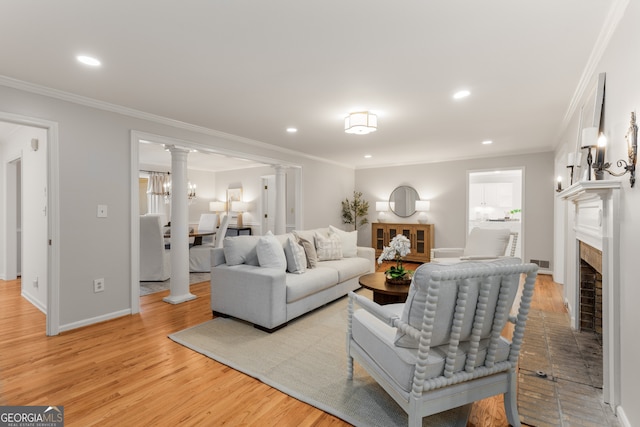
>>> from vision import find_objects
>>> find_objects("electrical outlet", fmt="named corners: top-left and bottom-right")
top-left (94, 278), bottom-right (105, 293)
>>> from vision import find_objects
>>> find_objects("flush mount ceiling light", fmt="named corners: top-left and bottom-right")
top-left (453, 90), bottom-right (470, 99)
top-left (76, 55), bottom-right (101, 66)
top-left (344, 111), bottom-right (377, 135)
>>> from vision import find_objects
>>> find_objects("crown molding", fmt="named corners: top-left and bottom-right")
top-left (0, 75), bottom-right (354, 170)
top-left (558, 0), bottom-right (629, 142)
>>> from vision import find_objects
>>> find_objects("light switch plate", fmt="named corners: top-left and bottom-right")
top-left (97, 204), bottom-right (108, 218)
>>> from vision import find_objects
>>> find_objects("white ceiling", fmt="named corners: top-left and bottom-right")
top-left (0, 1), bottom-right (614, 169)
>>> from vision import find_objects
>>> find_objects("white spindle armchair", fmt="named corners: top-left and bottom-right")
top-left (347, 258), bottom-right (538, 427)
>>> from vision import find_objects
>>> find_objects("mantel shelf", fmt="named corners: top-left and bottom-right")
top-left (559, 180), bottom-right (621, 203)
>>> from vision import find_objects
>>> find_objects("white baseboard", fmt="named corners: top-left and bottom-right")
top-left (617, 405), bottom-right (631, 427)
top-left (20, 291), bottom-right (46, 314)
top-left (59, 309), bottom-right (131, 333)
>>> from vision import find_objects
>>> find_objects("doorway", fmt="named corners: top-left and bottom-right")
top-left (467, 168), bottom-right (523, 259)
top-left (0, 113), bottom-right (59, 336)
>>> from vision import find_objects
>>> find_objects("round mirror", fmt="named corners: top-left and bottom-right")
top-left (389, 186), bottom-right (420, 217)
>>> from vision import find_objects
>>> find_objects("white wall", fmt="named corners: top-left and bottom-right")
top-left (0, 84), bottom-right (356, 332)
top-left (553, 1), bottom-right (638, 424)
top-left (0, 125), bottom-right (48, 311)
top-left (356, 152), bottom-right (554, 267)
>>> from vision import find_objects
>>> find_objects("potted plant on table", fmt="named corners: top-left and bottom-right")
top-left (378, 234), bottom-right (413, 285)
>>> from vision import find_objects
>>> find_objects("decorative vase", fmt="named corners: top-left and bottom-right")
top-left (385, 274), bottom-right (412, 286)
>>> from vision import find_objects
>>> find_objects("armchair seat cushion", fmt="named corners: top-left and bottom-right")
top-left (352, 306), bottom-right (511, 394)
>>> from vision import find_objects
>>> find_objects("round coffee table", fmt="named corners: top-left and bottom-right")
top-left (358, 272), bottom-right (410, 305)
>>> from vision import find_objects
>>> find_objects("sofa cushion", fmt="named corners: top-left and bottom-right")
top-left (315, 232), bottom-right (342, 261)
top-left (318, 257), bottom-right (371, 283)
top-left (284, 236), bottom-right (307, 274)
top-left (285, 267), bottom-right (339, 303)
top-left (352, 306), bottom-right (511, 393)
top-left (298, 238), bottom-right (318, 269)
top-left (394, 257), bottom-right (521, 349)
top-left (223, 235), bottom-right (261, 266)
top-left (257, 232), bottom-right (287, 270)
top-left (329, 225), bottom-right (358, 258)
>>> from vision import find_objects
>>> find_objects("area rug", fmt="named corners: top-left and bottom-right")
top-left (168, 290), bottom-right (465, 427)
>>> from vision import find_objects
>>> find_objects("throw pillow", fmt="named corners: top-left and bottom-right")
top-left (314, 232), bottom-right (342, 261)
top-left (223, 235), bottom-right (261, 266)
top-left (298, 237), bottom-right (318, 268)
top-left (329, 225), bottom-right (358, 257)
top-left (256, 232), bottom-right (287, 270)
top-left (283, 236), bottom-right (307, 274)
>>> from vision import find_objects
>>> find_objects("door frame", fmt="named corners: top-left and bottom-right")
top-left (1, 111), bottom-right (60, 336)
top-left (466, 167), bottom-right (525, 261)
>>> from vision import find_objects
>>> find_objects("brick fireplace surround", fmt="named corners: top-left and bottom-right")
top-left (560, 180), bottom-right (621, 413)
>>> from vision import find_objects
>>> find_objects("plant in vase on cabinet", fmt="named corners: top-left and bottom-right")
top-left (378, 234), bottom-right (413, 285)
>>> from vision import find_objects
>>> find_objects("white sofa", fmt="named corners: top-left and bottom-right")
top-left (210, 227), bottom-right (375, 332)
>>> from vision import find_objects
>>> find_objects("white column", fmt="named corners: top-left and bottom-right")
top-left (274, 166), bottom-right (287, 235)
top-left (163, 145), bottom-right (196, 304)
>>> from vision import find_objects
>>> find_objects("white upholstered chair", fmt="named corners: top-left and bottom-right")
top-left (196, 213), bottom-right (218, 245)
top-left (347, 258), bottom-right (538, 427)
top-left (140, 215), bottom-right (171, 281)
top-left (189, 214), bottom-right (230, 272)
top-left (431, 227), bottom-right (518, 263)
top-left (214, 214), bottom-right (230, 248)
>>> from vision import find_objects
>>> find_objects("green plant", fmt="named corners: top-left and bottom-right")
top-left (509, 208), bottom-right (521, 215)
top-left (341, 191), bottom-right (370, 230)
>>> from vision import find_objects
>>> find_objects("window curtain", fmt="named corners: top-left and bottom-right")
top-left (146, 172), bottom-right (171, 223)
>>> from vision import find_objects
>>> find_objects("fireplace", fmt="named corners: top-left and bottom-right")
top-left (560, 181), bottom-right (621, 410)
top-left (579, 241), bottom-right (602, 337)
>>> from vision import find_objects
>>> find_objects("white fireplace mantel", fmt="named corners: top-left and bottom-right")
top-left (559, 179), bottom-right (621, 411)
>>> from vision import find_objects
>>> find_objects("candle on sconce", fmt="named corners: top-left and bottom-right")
top-left (596, 134), bottom-right (607, 165)
top-left (567, 152), bottom-right (575, 167)
top-left (557, 176), bottom-right (563, 192)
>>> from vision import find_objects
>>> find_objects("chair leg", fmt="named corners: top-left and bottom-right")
top-left (454, 403), bottom-right (473, 427)
top-left (504, 372), bottom-right (521, 427)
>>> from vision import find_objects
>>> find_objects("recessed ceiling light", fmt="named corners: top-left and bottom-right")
top-left (286, 128), bottom-right (297, 133)
top-left (453, 90), bottom-right (470, 99)
top-left (482, 140), bottom-right (493, 145)
top-left (364, 154), bottom-right (372, 159)
top-left (76, 55), bottom-right (101, 66)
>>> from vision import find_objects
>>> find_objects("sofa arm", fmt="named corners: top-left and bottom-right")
top-left (211, 264), bottom-right (288, 330)
top-left (357, 246), bottom-right (376, 273)
top-left (211, 247), bottom-right (226, 267)
top-left (430, 247), bottom-right (465, 259)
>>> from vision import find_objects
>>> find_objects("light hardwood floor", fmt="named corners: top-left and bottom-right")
top-left (0, 272), bottom-right (563, 426)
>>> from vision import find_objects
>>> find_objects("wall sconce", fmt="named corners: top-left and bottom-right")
top-left (581, 127), bottom-right (598, 181)
top-left (556, 176), bottom-right (563, 192)
top-left (415, 200), bottom-right (431, 224)
top-left (231, 201), bottom-right (250, 227)
top-left (375, 201), bottom-right (389, 223)
top-left (593, 112), bottom-right (637, 187)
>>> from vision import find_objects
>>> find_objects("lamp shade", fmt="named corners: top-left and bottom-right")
top-left (209, 201), bottom-right (226, 212)
top-left (231, 201), bottom-right (249, 212)
top-left (415, 200), bottom-right (431, 212)
top-left (581, 127), bottom-right (599, 148)
top-left (344, 111), bottom-right (377, 135)
top-left (375, 201), bottom-right (389, 212)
